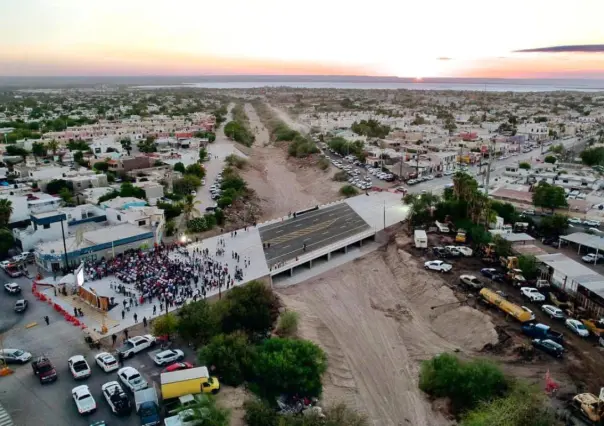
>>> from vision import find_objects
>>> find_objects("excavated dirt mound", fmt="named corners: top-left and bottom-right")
top-left (277, 242), bottom-right (499, 426)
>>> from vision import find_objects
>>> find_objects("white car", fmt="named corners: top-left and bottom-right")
top-left (72, 385), bottom-right (96, 415)
top-left (520, 287), bottom-right (546, 302)
top-left (541, 304), bottom-right (565, 319)
top-left (101, 381), bottom-right (132, 415)
top-left (0, 348), bottom-right (32, 364)
top-left (445, 246), bottom-right (473, 257)
top-left (568, 217), bottom-right (583, 225)
top-left (68, 355), bottom-right (91, 379)
top-left (566, 319), bottom-right (590, 337)
top-left (584, 220), bottom-right (601, 227)
top-left (118, 366), bottom-right (148, 392)
top-left (582, 253), bottom-right (604, 263)
top-left (424, 260), bottom-right (453, 273)
top-left (4, 283), bottom-right (21, 294)
top-left (153, 349), bottom-right (185, 366)
top-left (95, 352), bottom-right (119, 373)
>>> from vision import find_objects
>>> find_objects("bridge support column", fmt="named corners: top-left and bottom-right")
top-left (344, 245), bottom-right (348, 254)
top-left (360, 238), bottom-right (363, 247)
top-left (289, 268), bottom-right (293, 277)
top-left (309, 259), bottom-right (313, 268)
top-left (327, 252), bottom-right (331, 261)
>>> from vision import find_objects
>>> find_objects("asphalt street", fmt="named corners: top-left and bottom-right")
top-left (0, 269), bottom-right (196, 426)
top-left (259, 203), bottom-right (370, 267)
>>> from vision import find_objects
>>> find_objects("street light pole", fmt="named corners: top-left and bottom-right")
top-left (60, 217), bottom-right (69, 271)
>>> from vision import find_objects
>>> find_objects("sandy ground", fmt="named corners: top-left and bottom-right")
top-left (240, 103), bottom-right (340, 220)
top-left (216, 385), bottom-right (249, 426)
top-left (277, 236), bottom-right (499, 426)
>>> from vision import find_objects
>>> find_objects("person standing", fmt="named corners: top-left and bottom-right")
top-left (43, 316), bottom-right (49, 326)
top-left (111, 334), bottom-right (117, 347)
top-left (143, 317), bottom-right (147, 328)
top-left (133, 313), bottom-right (138, 323)
top-left (153, 305), bottom-right (157, 316)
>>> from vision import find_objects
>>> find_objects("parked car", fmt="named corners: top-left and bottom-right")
top-left (101, 381), bottom-right (132, 416)
top-left (480, 268), bottom-right (503, 281)
top-left (32, 356), bottom-right (57, 383)
top-left (566, 319), bottom-right (590, 337)
top-left (520, 287), bottom-right (546, 302)
top-left (118, 367), bottom-right (148, 392)
top-left (0, 348), bottom-right (32, 364)
top-left (584, 220), bottom-right (601, 227)
top-left (424, 260), bottom-right (453, 273)
top-left (14, 299), bottom-right (28, 313)
top-left (541, 304), bottom-right (565, 320)
top-left (72, 385), bottom-right (97, 415)
top-left (116, 335), bottom-right (156, 359)
top-left (153, 349), bottom-right (185, 366)
top-left (582, 253), bottom-right (604, 264)
top-left (568, 217), bottom-right (583, 225)
top-left (68, 355), bottom-right (91, 380)
top-left (522, 209), bottom-right (536, 216)
top-left (531, 339), bottom-right (564, 358)
top-left (450, 246), bottom-right (473, 257)
top-left (95, 352), bottom-right (119, 373)
top-left (459, 275), bottom-right (483, 290)
top-left (162, 361), bottom-right (195, 373)
top-left (4, 282), bottom-right (21, 294)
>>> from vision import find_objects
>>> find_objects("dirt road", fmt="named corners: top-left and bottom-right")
top-left (241, 103), bottom-right (340, 220)
top-left (277, 237), bottom-right (499, 426)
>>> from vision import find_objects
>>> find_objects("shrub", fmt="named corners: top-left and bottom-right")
top-left (544, 155), bottom-right (556, 164)
top-left (419, 353), bottom-right (508, 413)
top-left (333, 170), bottom-right (348, 181)
top-left (217, 196), bottom-right (233, 209)
top-left (518, 162), bottom-right (531, 170)
top-left (243, 399), bottom-right (278, 426)
top-left (224, 120), bottom-right (255, 146)
top-left (173, 162), bottom-right (186, 174)
top-left (152, 313), bottom-right (179, 339)
top-left (317, 157), bottom-right (330, 170)
top-left (197, 332), bottom-right (255, 386)
top-left (225, 154), bottom-right (247, 169)
top-left (339, 184), bottom-right (359, 197)
top-left (185, 163), bottom-right (206, 179)
top-left (187, 217), bottom-right (209, 233)
top-left (276, 311), bottom-right (299, 337)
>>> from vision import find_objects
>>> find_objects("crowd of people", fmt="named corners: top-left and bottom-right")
top-left (83, 240), bottom-right (252, 319)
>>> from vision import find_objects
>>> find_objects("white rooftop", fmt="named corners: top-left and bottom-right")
top-left (561, 232), bottom-right (604, 252)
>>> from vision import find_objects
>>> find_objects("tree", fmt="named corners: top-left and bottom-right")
top-left (538, 213), bottom-right (569, 237)
top-left (93, 161), bottom-right (109, 172)
top-left (549, 144), bottom-right (564, 155)
top-left (46, 179), bottom-right (72, 195)
top-left (518, 162), bottom-right (530, 170)
top-left (173, 175), bottom-right (201, 196)
top-left (119, 182), bottom-right (146, 199)
top-left (178, 394), bottom-right (230, 426)
top-left (404, 192), bottom-right (441, 227)
top-left (165, 219), bottom-right (177, 237)
top-left (243, 399), bottom-right (279, 426)
top-left (5, 145), bottom-right (29, 159)
top-left (419, 353), bottom-right (508, 413)
top-left (0, 229), bottom-right (14, 257)
top-left (517, 255), bottom-right (539, 280)
top-left (532, 182), bottom-right (567, 212)
top-left (580, 147), bottom-right (604, 166)
top-left (173, 162), bottom-right (186, 174)
top-left (182, 195), bottom-right (201, 223)
top-left (197, 332), bottom-right (255, 386)
top-left (176, 300), bottom-right (220, 345)
top-left (185, 163), bottom-right (206, 179)
top-left (220, 281), bottom-right (280, 338)
top-left (339, 184), bottom-right (359, 198)
top-left (0, 198), bottom-right (13, 228)
top-left (492, 235), bottom-right (513, 257)
top-left (59, 187), bottom-right (73, 204)
top-left (152, 313), bottom-right (179, 339)
top-left (207, 132), bottom-right (216, 143)
top-left (31, 141), bottom-right (46, 158)
top-left (489, 201), bottom-right (520, 225)
top-left (47, 139), bottom-right (60, 155)
top-left (544, 155), bottom-right (556, 164)
top-left (199, 148), bottom-right (208, 162)
top-left (138, 137), bottom-right (157, 153)
top-left (253, 338), bottom-right (328, 398)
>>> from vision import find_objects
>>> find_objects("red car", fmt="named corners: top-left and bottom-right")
top-left (162, 361), bottom-right (194, 373)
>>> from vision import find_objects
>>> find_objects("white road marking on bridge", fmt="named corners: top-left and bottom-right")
top-left (295, 223), bottom-right (302, 227)
top-left (276, 229), bottom-right (284, 233)
top-left (282, 245), bottom-right (290, 249)
top-left (322, 232), bottom-right (329, 235)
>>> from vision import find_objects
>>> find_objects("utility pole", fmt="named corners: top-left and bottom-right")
top-left (60, 217), bottom-right (69, 271)
top-left (485, 138), bottom-right (495, 197)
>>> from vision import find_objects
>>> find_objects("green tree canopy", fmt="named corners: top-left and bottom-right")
top-left (152, 313), bottom-right (179, 339)
top-left (517, 255), bottom-right (539, 280)
top-left (173, 175), bottom-right (201, 196)
top-left (0, 229), bottom-right (14, 257)
top-left (544, 155), bottom-right (556, 164)
top-left (5, 145), bottom-right (29, 159)
top-left (31, 141), bottom-right (47, 157)
top-left (197, 332), bottom-right (255, 386)
top-left (0, 198), bottom-right (13, 228)
top-left (220, 281), bottom-right (280, 338)
top-left (176, 300), bottom-right (219, 346)
top-left (351, 118), bottom-right (390, 138)
top-left (538, 213), bottom-right (569, 237)
top-left (46, 179), bottom-right (72, 195)
top-left (518, 162), bottom-right (531, 170)
top-left (253, 338), bottom-right (328, 398)
top-left (580, 147), bottom-right (604, 166)
top-left (185, 163), bottom-right (206, 179)
top-left (173, 162), bottom-right (186, 174)
top-left (532, 182), bottom-right (567, 212)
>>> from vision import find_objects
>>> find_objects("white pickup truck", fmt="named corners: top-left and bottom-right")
top-left (116, 335), bottom-right (156, 359)
top-left (520, 287), bottom-right (546, 303)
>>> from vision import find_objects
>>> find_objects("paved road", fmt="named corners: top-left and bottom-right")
top-left (0, 269), bottom-right (196, 426)
top-left (259, 203), bottom-right (370, 267)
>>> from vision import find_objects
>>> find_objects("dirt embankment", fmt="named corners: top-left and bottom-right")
top-left (240, 103), bottom-right (340, 221)
top-left (277, 234), bottom-right (500, 426)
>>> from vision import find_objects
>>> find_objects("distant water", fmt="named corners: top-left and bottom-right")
top-left (137, 80), bottom-right (604, 93)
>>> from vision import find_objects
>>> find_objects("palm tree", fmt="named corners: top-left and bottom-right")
top-left (0, 198), bottom-right (13, 228)
top-left (403, 193), bottom-right (440, 228)
top-left (181, 195), bottom-right (201, 224)
top-left (47, 139), bottom-right (60, 156)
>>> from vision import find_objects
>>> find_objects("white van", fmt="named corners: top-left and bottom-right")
top-left (414, 230), bottom-right (428, 248)
top-left (435, 221), bottom-right (450, 233)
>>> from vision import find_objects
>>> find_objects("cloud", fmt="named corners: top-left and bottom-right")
top-left (437, 57), bottom-right (453, 61)
top-left (515, 44), bottom-right (604, 53)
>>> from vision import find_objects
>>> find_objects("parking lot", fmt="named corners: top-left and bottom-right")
top-left (0, 268), bottom-right (197, 426)
top-left (320, 146), bottom-right (393, 189)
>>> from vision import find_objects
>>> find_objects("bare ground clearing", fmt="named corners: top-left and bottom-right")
top-left (277, 233), bottom-right (500, 426)
top-left (241, 103), bottom-right (340, 221)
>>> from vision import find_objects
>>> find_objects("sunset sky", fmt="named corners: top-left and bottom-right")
top-left (1, 0), bottom-right (604, 78)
